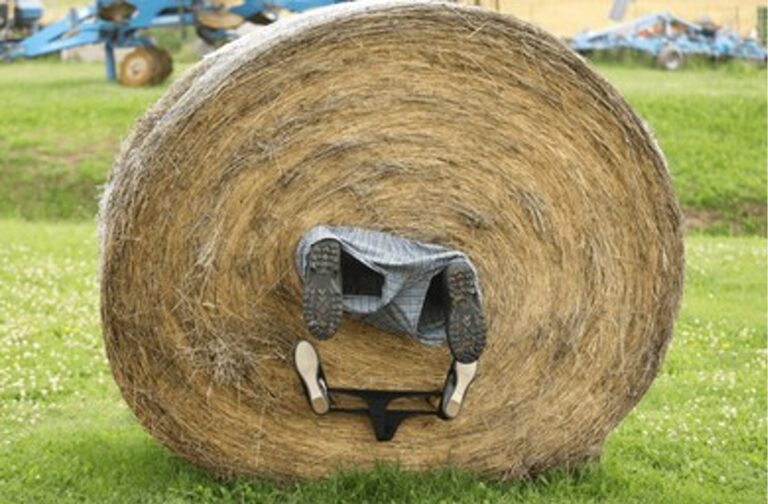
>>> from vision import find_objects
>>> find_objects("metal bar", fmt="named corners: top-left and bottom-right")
top-left (104, 42), bottom-right (116, 81)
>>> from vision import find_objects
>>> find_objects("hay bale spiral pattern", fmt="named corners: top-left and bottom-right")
top-left (100, 0), bottom-right (684, 479)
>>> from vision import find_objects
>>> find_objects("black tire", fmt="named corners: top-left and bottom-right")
top-left (656, 45), bottom-right (684, 71)
top-left (195, 26), bottom-right (231, 48)
top-left (0, 4), bottom-right (8, 30)
top-left (248, 11), bottom-right (275, 26)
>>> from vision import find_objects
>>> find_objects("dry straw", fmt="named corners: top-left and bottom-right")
top-left (100, 0), bottom-right (684, 480)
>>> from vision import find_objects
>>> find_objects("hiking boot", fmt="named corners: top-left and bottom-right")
top-left (440, 360), bottom-right (478, 419)
top-left (294, 340), bottom-right (330, 415)
top-left (444, 262), bottom-right (486, 364)
top-left (302, 239), bottom-right (343, 340)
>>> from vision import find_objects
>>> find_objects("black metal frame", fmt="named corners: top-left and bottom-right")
top-left (325, 387), bottom-right (445, 441)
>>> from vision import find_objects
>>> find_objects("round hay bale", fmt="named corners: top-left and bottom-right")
top-left (100, 0), bottom-right (684, 480)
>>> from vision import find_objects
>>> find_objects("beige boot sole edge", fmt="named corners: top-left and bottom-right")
top-left (294, 340), bottom-right (330, 415)
top-left (442, 360), bottom-right (478, 419)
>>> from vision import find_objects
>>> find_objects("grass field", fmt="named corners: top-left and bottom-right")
top-left (0, 220), bottom-right (765, 503)
top-left (0, 60), bottom-right (765, 232)
top-left (0, 54), bottom-right (766, 502)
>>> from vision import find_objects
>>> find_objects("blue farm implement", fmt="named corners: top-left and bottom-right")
top-left (0, 0), bottom-right (341, 85)
top-left (570, 12), bottom-right (768, 70)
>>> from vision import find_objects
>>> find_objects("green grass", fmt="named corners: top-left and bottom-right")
top-left (0, 63), bottom-right (166, 219)
top-left (0, 60), bottom-right (765, 232)
top-left (0, 220), bottom-right (765, 503)
top-left (598, 64), bottom-right (767, 234)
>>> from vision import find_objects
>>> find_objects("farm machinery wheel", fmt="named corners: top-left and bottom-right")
top-left (118, 47), bottom-right (172, 87)
top-left (657, 45), bottom-right (684, 71)
top-left (97, 0), bottom-right (137, 22)
top-left (147, 46), bottom-right (173, 82)
top-left (118, 47), bottom-right (159, 86)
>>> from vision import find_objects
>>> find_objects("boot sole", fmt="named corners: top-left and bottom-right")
top-left (445, 263), bottom-right (486, 363)
top-left (302, 239), bottom-right (343, 340)
top-left (441, 360), bottom-right (478, 419)
top-left (294, 340), bottom-right (330, 414)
